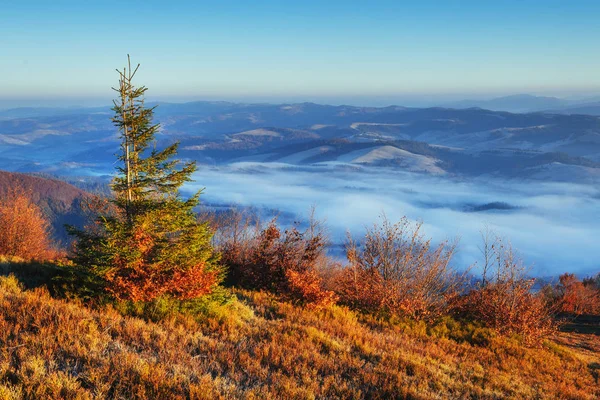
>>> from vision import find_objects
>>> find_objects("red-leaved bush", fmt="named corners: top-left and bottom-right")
top-left (455, 231), bottom-right (557, 344)
top-left (209, 209), bottom-right (337, 307)
top-left (549, 273), bottom-right (600, 315)
top-left (0, 187), bottom-right (55, 260)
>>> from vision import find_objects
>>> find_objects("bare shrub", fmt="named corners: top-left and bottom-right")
top-left (336, 216), bottom-right (464, 321)
top-left (456, 230), bottom-right (557, 344)
top-left (200, 207), bottom-right (262, 286)
top-left (0, 187), bottom-right (55, 260)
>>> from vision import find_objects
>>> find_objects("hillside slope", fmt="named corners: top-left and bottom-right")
top-left (0, 171), bottom-right (91, 242)
top-left (0, 275), bottom-right (597, 399)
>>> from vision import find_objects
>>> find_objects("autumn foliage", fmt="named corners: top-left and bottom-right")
top-left (0, 187), bottom-right (54, 260)
top-left (211, 210), bottom-right (337, 307)
top-left (551, 273), bottom-right (600, 315)
top-left (335, 216), bottom-right (464, 321)
top-left (457, 283), bottom-right (556, 344)
top-left (455, 234), bottom-right (557, 344)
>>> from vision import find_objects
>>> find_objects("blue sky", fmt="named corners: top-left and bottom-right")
top-left (1, 0), bottom-right (600, 106)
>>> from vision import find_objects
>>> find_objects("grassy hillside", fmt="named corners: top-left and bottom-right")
top-left (0, 274), bottom-right (598, 400)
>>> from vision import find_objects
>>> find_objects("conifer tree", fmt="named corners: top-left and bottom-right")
top-left (68, 56), bottom-right (222, 302)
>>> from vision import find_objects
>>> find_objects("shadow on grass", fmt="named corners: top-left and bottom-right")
top-left (559, 313), bottom-right (600, 336)
top-left (0, 259), bottom-right (63, 290)
top-left (0, 258), bottom-right (106, 303)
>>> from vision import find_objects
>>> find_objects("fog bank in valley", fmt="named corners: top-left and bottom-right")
top-left (186, 162), bottom-right (600, 277)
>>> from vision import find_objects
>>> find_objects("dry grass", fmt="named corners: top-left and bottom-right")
top-left (0, 275), bottom-right (598, 399)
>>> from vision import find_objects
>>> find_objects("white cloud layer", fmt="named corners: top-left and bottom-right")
top-left (186, 162), bottom-right (600, 277)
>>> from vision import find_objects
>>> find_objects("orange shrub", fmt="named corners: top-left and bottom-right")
top-left (456, 234), bottom-right (556, 344)
top-left (553, 273), bottom-right (600, 315)
top-left (212, 209), bottom-right (337, 307)
top-left (0, 187), bottom-right (55, 260)
top-left (456, 282), bottom-right (556, 345)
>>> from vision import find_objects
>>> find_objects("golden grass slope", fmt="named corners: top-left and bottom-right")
top-left (0, 275), bottom-right (598, 399)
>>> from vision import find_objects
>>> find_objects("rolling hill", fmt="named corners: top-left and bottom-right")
top-left (0, 171), bottom-right (92, 243)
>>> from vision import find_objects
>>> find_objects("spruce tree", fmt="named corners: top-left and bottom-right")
top-left (69, 56), bottom-right (222, 302)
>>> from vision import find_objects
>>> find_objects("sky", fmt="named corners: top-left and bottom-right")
top-left (1, 0), bottom-right (600, 106)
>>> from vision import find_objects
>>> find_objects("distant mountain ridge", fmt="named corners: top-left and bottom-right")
top-left (544, 102), bottom-right (600, 116)
top-left (442, 94), bottom-right (571, 113)
top-left (440, 94), bottom-right (600, 114)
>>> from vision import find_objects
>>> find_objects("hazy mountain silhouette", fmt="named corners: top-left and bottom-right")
top-left (442, 94), bottom-right (570, 113)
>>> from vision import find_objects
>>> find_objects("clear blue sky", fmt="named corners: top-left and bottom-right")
top-left (1, 0), bottom-right (600, 106)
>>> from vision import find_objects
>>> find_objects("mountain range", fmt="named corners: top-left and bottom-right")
top-left (1, 101), bottom-right (600, 184)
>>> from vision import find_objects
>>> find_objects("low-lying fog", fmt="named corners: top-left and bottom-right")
top-left (186, 162), bottom-right (600, 278)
